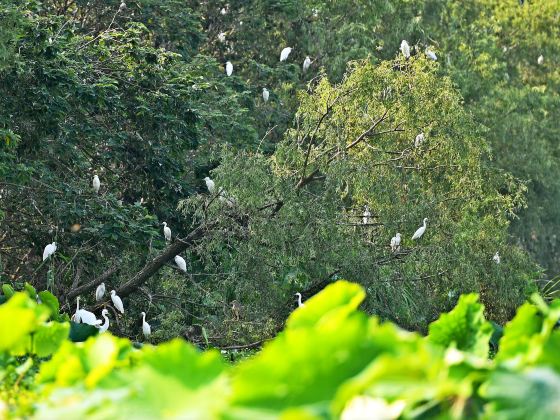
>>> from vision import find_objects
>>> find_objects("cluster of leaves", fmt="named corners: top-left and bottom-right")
top-left (2, 281), bottom-right (560, 419)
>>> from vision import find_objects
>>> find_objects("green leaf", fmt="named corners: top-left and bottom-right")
top-left (33, 321), bottom-right (70, 357)
top-left (428, 294), bottom-right (493, 358)
top-left (1, 283), bottom-right (15, 299)
top-left (0, 293), bottom-right (46, 352)
top-left (38, 291), bottom-right (60, 319)
top-left (68, 322), bottom-right (99, 343)
top-left (24, 282), bottom-right (37, 299)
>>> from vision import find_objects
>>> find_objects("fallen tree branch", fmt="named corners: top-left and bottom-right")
top-left (67, 264), bottom-right (119, 301)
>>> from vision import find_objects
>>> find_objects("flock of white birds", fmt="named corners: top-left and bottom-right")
top-left (38, 38), bottom-right (508, 334)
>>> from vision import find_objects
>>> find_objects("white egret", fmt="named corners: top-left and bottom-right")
top-left (400, 40), bottom-right (411, 59)
top-left (493, 252), bottom-right (501, 264)
top-left (220, 7), bottom-right (227, 15)
top-left (118, 1), bottom-right (126, 13)
top-left (162, 222), bottom-right (171, 242)
top-left (98, 309), bottom-right (110, 333)
top-left (390, 233), bottom-right (401, 252)
top-left (174, 255), bottom-right (187, 273)
top-left (295, 292), bottom-right (305, 307)
top-left (218, 32), bottom-right (226, 43)
top-left (412, 218), bottom-right (428, 240)
top-left (42, 242), bottom-right (57, 261)
top-left (280, 47), bottom-right (292, 62)
top-left (262, 87), bottom-right (269, 102)
top-left (204, 176), bottom-right (216, 194)
top-left (426, 49), bottom-right (437, 61)
top-left (72, 297), bottom-right (102, 326)
top-left (303, 56), bottom-right (311, 71)
top-left (225, 61), bottom-right (233, 76)
top-left (362, 206), bottom-right (371, 225)
top-left (93, 174), bottom-right (100, 194)
top-left (537, 55), bottom-right (544, 65)
top-left (110, 290), bottom-right (124, 314)
top-left (95, 282), bottom-right (106, 301)
top-left (415, 132), bottom-right (424, 147)
top-left (141, 312), bottom-right (151, 338)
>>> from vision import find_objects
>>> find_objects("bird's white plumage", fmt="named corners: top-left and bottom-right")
top-left (204, 177), bottom-right (215, 193)
top-left (412, 218), bottom-right (428, 240)
top-left (43, 242), bottom-right (57, 261)
top-left (493, 252), bottom-right (501, 264)
top-left (225, 61), bottom-right (233, 76)
top-left (303, 56), bottom-right (311, 71)
top-left (218, 32), bottom-right (226, 43)
top-left (362, 206), bottom-right (371, 225)
top-left (390, 233), bottom-right (401, 252)
top-left (280, 47), bottom-right (292, 62)
top-left (110, 290), bottom-right (124, 314)
top-left (72, 297), bottom-right (101, 325)
top-left (400, 40), bottom-right (411, 59)
top-left (141, 312), bottom-right (151, 337)
top-left (93, 175), bottom-right (100, 194)
top-left (175, 255), bottom-right (187, 272)
top-left (537, 55), bottom-right (544, 65)
top-left (426, 50), bottom-right (437, 61)
top-left (262, 88), bottom-right (269, 102)
top-left (295, 292), bottom-right (305, 307)
top-left (95, 282), bottom-right (106, 301)
top-left (415, 132), bottom-right (424, 147)
top-left (98, 309), bottom-right (110, 333)
top-left (163, 222), bottom-right (171, 241)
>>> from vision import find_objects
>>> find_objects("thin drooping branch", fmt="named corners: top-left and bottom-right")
top-left (67, 264), bottom-right (119, 300)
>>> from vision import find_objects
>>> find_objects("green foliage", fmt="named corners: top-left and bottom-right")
top-left (1, 281), bottom-right (560, 419)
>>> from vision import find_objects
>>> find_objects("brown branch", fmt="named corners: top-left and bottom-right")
top-left (67, 264), bottom-right (119, 300)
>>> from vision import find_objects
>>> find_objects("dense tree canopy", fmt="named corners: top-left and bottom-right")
top-left (0, 0), bottom-right (558, 347)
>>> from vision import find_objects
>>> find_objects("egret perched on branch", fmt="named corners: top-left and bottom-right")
top-left (415, 132), bottom-right (424, 147)
top-left (110, 290), bottom-right (124, 314)
top-left (162, 222), bottom-right (171, 242)
top-left (493, 252), bottom-right (501, 264)
top-left (303, 56), bottom-right (311, 71)
top-left (362, 206), bottom-right (371, 225)
top-left (400, 40), bottom-right (411, 59)
top-left (93, 174), bottom-right (100, 194)
top-left (141, 312), bottom-right (151, 338)
top-left (537, 55), bottom-right (544, 65)
top-left (412, 218), bottom-right (428, 240)
top-left (280, 47), bottom-right (292, 62)
top-left (225, 61), bottom-right (233, 76)
top-left (95, 282), bottom-right (106, 301)
top-left (262, 88), bottom-right (269, 102)
top-left (390, 233), bottom-right (401, 252)
top-left (218, 32), bottom-right (226, 43)
top-left (426, 49), bottom-right (437, 61)
top-left (175, 255), bottom-right (187, 273)
top-left (98, 309), bottom-right (110, 333)
top-left (295, 292), bottom-right (305, 307)
top-left (43, 242), bottom-right (57, 261)
top-left (118, 1), bottom-right (126, 13)
top-left (72, 297), bottom-right (102, 326)
top-left (204, 177), bottom-right (216, 194)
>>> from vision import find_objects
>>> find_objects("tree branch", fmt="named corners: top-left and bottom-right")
top-left (67, 264), bottom-right (119, 300)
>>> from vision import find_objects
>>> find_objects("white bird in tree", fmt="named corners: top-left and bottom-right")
top-left (412, 218), bottom-right (428, 240)
top-left (95, 282), bottom-right (106, 301)
top-left (493, 252), bottom-right (501, 264)
top-left (162, 222), bottom-right (171, 241)
top-left (141, 312), bottom-right (151, 338)
top-left (390, 233), bottom-right (401, 252)
top-left (42, 242), bottom-right (57, 261)
top-left (204, 177), bottom-right (216, 194)
top-left (174, 255), bottom-right (187, 273)
top-left (97, 309), bottom-right (110, 333)
top-left (225, 61), bottom-right (233, 76)
top-left (72, 297), bottom-right (102, 326)
top-left (415, 132), bottom-right (425, 147)
top-left (110, 290), bottom-right (124, 314)
top-left (295, 292), bottom-right (305, 308)
top-left (262, 87), bottom-right (269, 102)
top-left (93, 174), bottom-right (100, 194)
top-left (426, 49), bottom-right (437, 61)
top-left (537, 55), bottom-right (544, 65)
top-left (400, 40), bottom-right (411, 59)
top-left (362, 206), bottom-right (371, 225)
top-left (218, 32), bottom-right (226, 43)
top-left (303, 56), bottom-right (311, 71)
top-left (280, 47), bottom-right (292, 62)
top-left (118, 1), bottom-right (126, 13)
